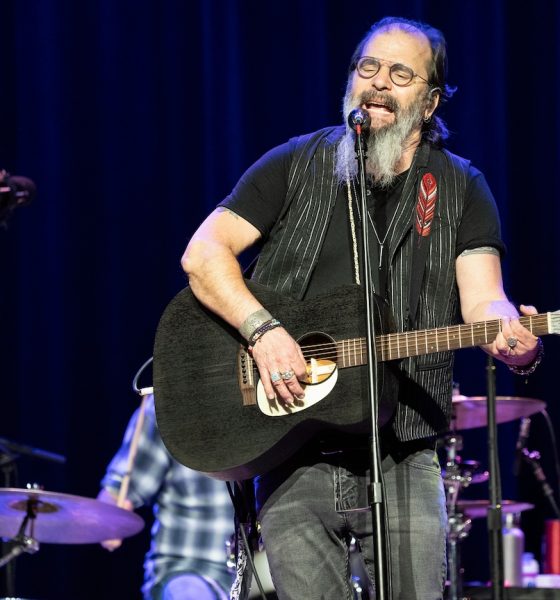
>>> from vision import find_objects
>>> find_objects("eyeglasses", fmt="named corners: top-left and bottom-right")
top-left (354, 56), bottom-right (430, 87)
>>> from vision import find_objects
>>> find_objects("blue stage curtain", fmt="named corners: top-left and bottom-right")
top-left (0, 1), bottom-right (559, 597)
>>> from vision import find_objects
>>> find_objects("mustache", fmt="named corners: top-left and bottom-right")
top-left (357, 90), bottom-right (400, 113)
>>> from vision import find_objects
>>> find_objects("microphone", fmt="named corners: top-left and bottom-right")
top-left (347, 108), bottom-right (371, 135)
top-left (513, 417), bottom-right (531, 476)
top-left (0, 171), bottom-right (36, 223)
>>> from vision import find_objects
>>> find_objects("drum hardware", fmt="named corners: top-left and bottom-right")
top-left (0, 439), bottom-right (66, 597)
top-left (0, 485), bottom-right (144, 569)
top-left (443, 393), bottom-right (544, 600)
top-left (443, 433), bottom-right (473, 600)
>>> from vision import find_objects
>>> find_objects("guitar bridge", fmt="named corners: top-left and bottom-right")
top-left (237, 346), bottom-right (257, 406)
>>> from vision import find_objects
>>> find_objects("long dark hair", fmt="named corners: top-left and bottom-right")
top-left (348, 16), bottom-right (456, 145)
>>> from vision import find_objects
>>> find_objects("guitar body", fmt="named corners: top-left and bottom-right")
top-left (153, 281), bottom-right (398, 480)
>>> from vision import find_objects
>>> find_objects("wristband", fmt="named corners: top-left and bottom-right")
top-left (239, 308), bottom-right (273, 341)
top-left (248, 319), bottom-right (282, 346)
top-left (508, 338), bottom-right (544, 376)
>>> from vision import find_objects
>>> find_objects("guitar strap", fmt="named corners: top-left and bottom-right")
top-left (228, 480), bottom-right (259, 600)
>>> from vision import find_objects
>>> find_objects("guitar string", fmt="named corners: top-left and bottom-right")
top-left (246, 318), bottom-right (546, 376)
top-left (195, 315), bottom-right (546, 374)
top-left (246, 322), bottom-right (516, 365)
top-left (275, 315), bottom-right (544, 356)
top-left (237, 317), bottom-right (546, 367)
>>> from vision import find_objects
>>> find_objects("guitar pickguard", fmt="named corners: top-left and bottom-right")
top-left (255, 330), bottom-right (339, 417)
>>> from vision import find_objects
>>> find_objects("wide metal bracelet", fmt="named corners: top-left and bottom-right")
top-left (239, 308), bottom-right (273, 341)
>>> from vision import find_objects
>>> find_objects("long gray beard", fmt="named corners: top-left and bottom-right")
top-left (335, 93), bottom-right (426, 189)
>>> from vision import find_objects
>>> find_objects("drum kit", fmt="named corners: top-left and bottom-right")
top-left (0, 388), bottom-right (153, 598)
top-left (444, 393), bottom-right (546, 600)
top-left (0, 486), bottom-right (144, 598)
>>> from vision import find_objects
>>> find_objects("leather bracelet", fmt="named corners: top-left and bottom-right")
top-left (248, 319), bottom-right (282, 346)
top-left (239, 308), bottom-right (273, 341)
top-left (508, 338), bottom-right (544, 376)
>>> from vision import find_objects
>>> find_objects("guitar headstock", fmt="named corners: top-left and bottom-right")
top-left (549, 311), bottom-right (560, 335)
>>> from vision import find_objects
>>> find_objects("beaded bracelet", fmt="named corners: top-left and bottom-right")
top-left (508, 338), bottom-right (544, 376)
top-left (248, 318), bottom-right (282, 346)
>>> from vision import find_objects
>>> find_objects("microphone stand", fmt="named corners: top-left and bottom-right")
top-left (486, 356), bottom-right (504, 599)
top-left (352, 113), bottom-right (391, 600)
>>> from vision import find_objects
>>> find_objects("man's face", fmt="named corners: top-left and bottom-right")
top-left (348, 28), bottom-right (433, 134)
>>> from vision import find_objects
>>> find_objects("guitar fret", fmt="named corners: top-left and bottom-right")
top-left (332, 312), bottom-right (555, 370)
top-left (405, 331), bottom-right (410, 359)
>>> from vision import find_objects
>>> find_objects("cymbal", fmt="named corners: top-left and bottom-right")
top-left (0, 488), bottom-right (144, 544)
top-left (450, 395), bottom-right (545, 430)
top-left (456, 499), bottom-right (534, 519)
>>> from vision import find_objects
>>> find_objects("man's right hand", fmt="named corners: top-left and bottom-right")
top-left (97, 488), bottom-right (133, 551)
top-left (250, 327), bottom-right (308, 404)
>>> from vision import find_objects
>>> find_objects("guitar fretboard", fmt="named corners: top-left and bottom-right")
top-left (338, 313), bottom-right (555, 366)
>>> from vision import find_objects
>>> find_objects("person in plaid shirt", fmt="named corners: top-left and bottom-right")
top-left (98, 394), bottom-right (234, 599)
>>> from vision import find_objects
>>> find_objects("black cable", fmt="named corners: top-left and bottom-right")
top-left (541, 409), bottom-right (560, 500)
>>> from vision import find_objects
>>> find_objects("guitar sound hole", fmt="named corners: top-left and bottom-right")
top-left (297, 331), bottom-right (337, 386)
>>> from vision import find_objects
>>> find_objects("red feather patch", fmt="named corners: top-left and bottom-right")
top-left (415, 172), bottom-right (437, 238)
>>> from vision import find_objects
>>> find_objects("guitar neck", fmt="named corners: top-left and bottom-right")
top-left (338, 313), bottom-right (554, 366)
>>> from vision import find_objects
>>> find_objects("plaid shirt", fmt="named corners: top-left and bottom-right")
top-left (101, 394), bottom-right (234, 596)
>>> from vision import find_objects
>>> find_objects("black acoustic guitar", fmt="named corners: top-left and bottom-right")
top-left (153, 281), bottom-right (558, 481)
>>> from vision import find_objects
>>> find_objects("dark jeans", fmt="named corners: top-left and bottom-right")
top-left (256, 440), bottom-right (447, 600)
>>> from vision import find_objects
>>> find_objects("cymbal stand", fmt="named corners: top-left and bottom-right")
top-left (0, 447), bottom-right (18, 595)
top-left (444, 433), bottom-right (472, 600)
top-left (0, 441), bottom-right (64, 596)
top-left (0, 496), bottom-right (39, 569)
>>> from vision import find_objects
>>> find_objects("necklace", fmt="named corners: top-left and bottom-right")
top-left (366, 202), bottom-right (399, 269)
top-left (348, 179), bottom-right (401, 270)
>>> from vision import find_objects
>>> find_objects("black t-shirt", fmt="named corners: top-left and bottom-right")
top-left (220, 140), bottom-right (505, 298)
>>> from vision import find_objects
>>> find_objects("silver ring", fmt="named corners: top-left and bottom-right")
top-left (270, 372), bottom-right (282, 383)
top-left (507, 337), bottom-right (518, 349)
top-left (281, 369), bottom-right (295, 381)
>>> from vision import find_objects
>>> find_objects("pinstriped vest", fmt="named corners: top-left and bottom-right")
top-left (252, 126), bottom-right (471, 440)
